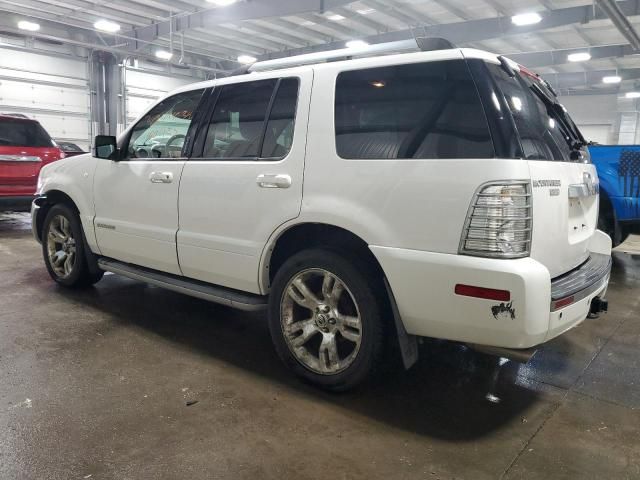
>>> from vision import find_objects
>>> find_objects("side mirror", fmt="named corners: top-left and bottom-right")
top-left (94, 135), bottom-right (119, 160)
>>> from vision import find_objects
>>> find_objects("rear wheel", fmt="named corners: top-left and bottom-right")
top-left (42, 204), bottom-right (103, 287)
top-left (268, 249), bottom-right (385, 391)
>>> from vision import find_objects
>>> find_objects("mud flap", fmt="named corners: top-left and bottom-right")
top-left (384, 278), bottom-right (418, 370)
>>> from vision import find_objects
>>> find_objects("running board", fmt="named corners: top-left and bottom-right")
top-left (97, 258), bottom-right (268, 312)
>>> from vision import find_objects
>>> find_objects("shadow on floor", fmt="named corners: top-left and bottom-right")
top-left (42, 270), bottom-right (558, 442)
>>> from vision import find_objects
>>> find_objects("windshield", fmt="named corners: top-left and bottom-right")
top-left (488, 63), bottom-right (589, 162)
top-left (0, 118), bottom-right (54, 148)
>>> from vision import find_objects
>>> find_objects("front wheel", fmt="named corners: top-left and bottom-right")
top-left (268, 249), bottom-right (385, 391)
top-left (42, 204), bottom-right (103, 287)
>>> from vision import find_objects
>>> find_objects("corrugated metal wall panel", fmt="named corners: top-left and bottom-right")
top-left (0, 50), bottom-right (90, 149)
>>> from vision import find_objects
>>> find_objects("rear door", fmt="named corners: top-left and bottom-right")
top-left (178, 72), bottom-right (312, 294)
top-left (489, 63), bottom-right (599, 277)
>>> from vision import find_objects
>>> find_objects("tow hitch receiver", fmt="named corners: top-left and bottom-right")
top-left (588, 297), bottom-right (608, 318)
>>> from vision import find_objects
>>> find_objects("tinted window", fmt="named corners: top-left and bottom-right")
top-left (0, 118), bottom-right (53, 147)
top-left (126, 89), bottom-right (204, 160)
top-left (261, 78), bottom-right (299, 158)
top-left (334, 60), bottom-right (494, 159)
top-left (489, 65), bottom-right (572, 161)
top-left (203, 79), bottom-right (277, 158)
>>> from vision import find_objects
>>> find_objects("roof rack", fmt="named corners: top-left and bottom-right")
top-left (0, 113), bottom-right (29, 119)
top-left (248, 37), bottom-right (457, 73)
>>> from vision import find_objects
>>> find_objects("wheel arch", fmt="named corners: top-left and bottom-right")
top-left (260, 222), bottom-right (386, 294)
top-left (35, 189), bottom-right (80, 242)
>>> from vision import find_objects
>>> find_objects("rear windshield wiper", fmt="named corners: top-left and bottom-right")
top-left (529, 83), bottom-right (585, 151)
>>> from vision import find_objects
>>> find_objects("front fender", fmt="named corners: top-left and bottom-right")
top-left (38, 154), bottom-right (100, 253)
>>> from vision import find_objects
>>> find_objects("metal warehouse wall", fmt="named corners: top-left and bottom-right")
top-left (123, 65), bottom-right (197, 129)
top-left (0, 50), bottom-right (90, 150)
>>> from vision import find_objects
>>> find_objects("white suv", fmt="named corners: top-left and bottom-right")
top-left (32, 42), bottom-right (612, 390)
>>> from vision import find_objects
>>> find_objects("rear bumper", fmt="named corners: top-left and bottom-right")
top-left (370, 232), bottom-right (612, 350)
top-left (0, 195), bottom-right (34, 211)
top-left (550, 253), bottom-right (611, 311)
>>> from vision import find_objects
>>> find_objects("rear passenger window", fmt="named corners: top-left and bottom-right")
top-left (203, 79), bottom-right (277, 158)
top-left (261, 78), bottom-right (299, 158)
top-left (334, 60), bottom-right (494, 159)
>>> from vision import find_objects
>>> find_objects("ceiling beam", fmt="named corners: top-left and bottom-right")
top-left (508, 44), bottom-right (637, 68)
top-left (125, 0), bottom-right (357, 50)
top-left (595, 0), bottom-right (640, 51)
top-left (258, 0), bottom-right (640, 60)
top-left (545, 67), bottom-right (640, 90)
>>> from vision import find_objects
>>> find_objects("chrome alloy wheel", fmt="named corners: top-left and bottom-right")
top-left (280, 268), bottom-right (363, 375)
top-left (46, 214), bottom-right (76, 278)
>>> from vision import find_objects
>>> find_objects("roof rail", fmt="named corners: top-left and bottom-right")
top-left (248, 37), bottom-right (457, 73)
top-left (1, 113), bottom-right (29, 119)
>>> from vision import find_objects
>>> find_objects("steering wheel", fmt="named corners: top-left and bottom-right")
top-left (164, 134), bottom-right (186, 158)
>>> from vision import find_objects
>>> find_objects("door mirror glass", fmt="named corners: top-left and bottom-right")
top-left (94, 135), bottom-right (118, 160)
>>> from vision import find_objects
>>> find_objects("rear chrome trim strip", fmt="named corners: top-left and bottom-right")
top-left (550, 253), bottom-right (611, 311)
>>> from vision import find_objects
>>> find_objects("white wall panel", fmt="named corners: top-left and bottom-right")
top-left (559, 94), bottom-right (617, 145)
top-left (0, 49), bottom-right (90, 149)
top-left (124, 68), bottom-right (195, 127)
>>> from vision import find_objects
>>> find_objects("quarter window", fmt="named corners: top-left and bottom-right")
top-left (126, 89), bottom-right (204, 160)
top-left (334, 60), bottom-right (494, 159)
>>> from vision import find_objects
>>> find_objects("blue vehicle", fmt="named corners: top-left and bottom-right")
top-left (589, 145), bottom-right (640, 246)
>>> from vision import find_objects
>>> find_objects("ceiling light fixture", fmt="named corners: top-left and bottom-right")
top-left (567, 52), bottom-right (591, 62)
top-left (511, 12), bottom-right (542, 26)
top-left (155, 50), bottom-right (173, 60)
top-left (94, 19), bottom-right (121, 33)
top-left (326, 13), bottom-right (346, 21)
top-left (17, 20), bottom-right (40, 32)
top-left (625, 92), bottom-right (640, 99)
top-left (206, 0), bottom-right (237, 5)
top-left (237, 54), bottom-right (257, 64)
top-left (345, 40), bottom-right (369, 49)
top-left (602, 75), bottom-right (622, 84)
top-left (356, 8), bottom-right (376, 15)
top-left (370, 81), bottom-right (385, 88)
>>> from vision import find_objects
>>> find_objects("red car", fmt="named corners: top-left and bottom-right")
top-left (0, 114), bottom-right (64, 211)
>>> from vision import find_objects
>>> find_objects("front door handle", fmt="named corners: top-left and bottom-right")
top-left (149, 171), bottom-right (173, 184)
top-left (257, 174), bottom-right (292, 189)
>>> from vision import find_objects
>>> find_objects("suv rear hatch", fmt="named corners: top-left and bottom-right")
top-left (487, 61), bottom-right (599, 278)
top-left (0, 116), bottom-right (63, 197)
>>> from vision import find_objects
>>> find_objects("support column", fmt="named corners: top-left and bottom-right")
top-left (89, 51), bottom-right (120, 137)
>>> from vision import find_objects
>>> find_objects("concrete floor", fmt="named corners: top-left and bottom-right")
top-left (1, 212), bottom-right (638, 480)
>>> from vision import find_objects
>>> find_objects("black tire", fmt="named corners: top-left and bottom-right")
top-left (268, 248), bottom-right (386, 391)
top-left (41, 204), bottom-right (104, 287)
top-left (598, 193), bottom-right (627, 247)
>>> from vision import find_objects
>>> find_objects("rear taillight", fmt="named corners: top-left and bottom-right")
top-left (459, 181), bottom-right (532, 258)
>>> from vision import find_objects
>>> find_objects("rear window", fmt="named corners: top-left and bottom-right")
top-left (334, 60), bottom-right (494, 159)
top-left (488, 64), bottom-right (576, 161)
top-left (0, 118), bottom-right (53, 148)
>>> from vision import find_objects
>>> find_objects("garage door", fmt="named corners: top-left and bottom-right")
top-left (0, 50), bottom-right (90, 150)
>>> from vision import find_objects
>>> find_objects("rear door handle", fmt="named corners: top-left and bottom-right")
top-left (257, 174), bottom-right (292, 189)
top-left (149, 171), bottom-right (173, 184)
